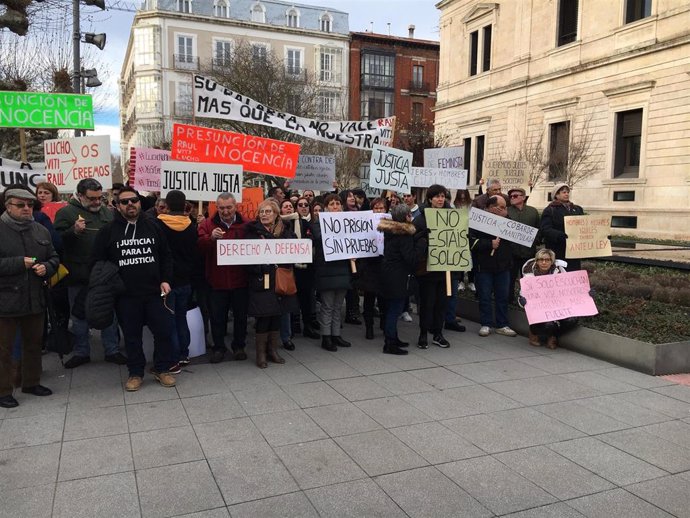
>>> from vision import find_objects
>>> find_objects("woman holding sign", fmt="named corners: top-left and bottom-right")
top-left (540, 183), bottom-right (584, 272)
top-left (244, 199), bottom-right (299, 369)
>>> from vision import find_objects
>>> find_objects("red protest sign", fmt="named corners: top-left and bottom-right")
top-left (171, 123), bottom-right (300, 178)
top-left (236, 187), bottom-right (263, 221)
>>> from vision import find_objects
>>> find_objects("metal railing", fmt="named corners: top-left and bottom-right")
top-left (174, 54), bottom-right (199, 70)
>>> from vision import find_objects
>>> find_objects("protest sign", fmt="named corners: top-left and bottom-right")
top-left (41, 202), bottom-right (68, 222)
top-left (484, 160), bottom-right (529, 192)
top-left (0, 157), bottom-right (44, 191)
top-left (423, 147), bottom-right (464, 169)
top-left (291, 155), bottom-right (336, 191)
top-left (217, 239), bottom-right (312, 265)
top-left (410, 167), bottom-right (468, 189)
top-left (0, 91), bottom-right (94, 130)
top-left (236, 187), bottom-right (263, 221)
top-left (519, 270), bottom-right (598, 325)
top-left (424, 208), bottom-right (471, 272)
top-left (565, 215), bottom-right (612, 259)
top-left (372, 212), bottom-right (391, 254)
top-left (359, 164), bottom-right (383, 198)
top-left (160, 160), bottom-right (242, 202)
top-left (44, 135), bottom-right (111, 192)
top-left (132, 147), bottom-right (171, 191)
top-left (319, 211), bottom-right (382, 261)
top-left (193, 75), bottom-right (394, 150)
top-left (171, 123), bottom-right (300, 178)
top-left (368, 145), bottom-right (411, 194)
top-left (468, 207), bottom-right (538, 248)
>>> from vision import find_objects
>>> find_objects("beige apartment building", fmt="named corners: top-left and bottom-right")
top-left (120, 0), bottom-right (349, 163)
top-left (435, 0), bottom-right (690, 239)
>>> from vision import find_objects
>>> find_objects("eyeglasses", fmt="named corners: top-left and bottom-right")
top-left (258, 209), bottom-right (274, 215)
top-left (8, 201), bottom-right (34, 208)
top-left (119, 197), bottom-right (140, 205)
top-left (510, 194), bottom-right (523, 198)
top-left (297, 203), bottom-right (309, 208)
top-left (536, 258), bottom-right (553, 262)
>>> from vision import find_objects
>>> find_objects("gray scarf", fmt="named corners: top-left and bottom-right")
top-left (1, 210), bottom-right (34, 232)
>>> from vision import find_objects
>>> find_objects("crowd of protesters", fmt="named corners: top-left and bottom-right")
top-left (0, 177), bottom-right (585, 406)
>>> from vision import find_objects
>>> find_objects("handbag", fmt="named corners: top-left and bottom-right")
top-left (275, 267), bottom-right (297, 296)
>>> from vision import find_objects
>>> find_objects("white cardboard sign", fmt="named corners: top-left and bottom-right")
top-left (216, 238), bottom-right (312, 265)
top-left (368, 145), bottom-right (411, 194)
top-left (410, 167), bottom-right (468, 189)
top-left (291, 155), bottom-right (336, 191)
top-left (160, 160), bottom-right (242, 202)
top-left (319, 211), bottom-right (384, 261)
top-left (468, 206), bottom-right (538, 247)
top-left (0, 157), bottom-right (44, 191)
top-left (44, 135), bottom-right (111, 192)
top-left (423, 146), bottom-right (464, 169)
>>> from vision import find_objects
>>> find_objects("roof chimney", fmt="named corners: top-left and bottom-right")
top-left (408, 24), bottom-right (415, 38)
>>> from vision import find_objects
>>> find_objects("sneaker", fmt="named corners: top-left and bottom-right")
top-left (168, 362), bottom-right (182, 375)
top-left (468, 282), bottom-right (476, 293)
top-left (125, 376), bottom-right (143, 392)
top-left (417, 333), bottom-right (428, 349)
top-left (400, 311), bottom-right (413, 322)
top-left (478, 326), bottom-right (491, 337)
top-left (178, 357), bottom-right (191, 366)
top-left (432, 334), bottom-right (450, 348)
top-left (150, 370), bottom-right (176, 388)
top-left (104, 352), bottom-right (128, 365)
top-left (64, 355), bottom-right (90, 369)
top-left (495, 326), bottom-right (518, 337)
top-left (458, 281), bottom-right (466, 292)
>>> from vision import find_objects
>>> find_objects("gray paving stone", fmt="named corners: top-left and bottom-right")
top-left (2, 392), bottom-right (68, 419)
top-left (175, 509), bottom-right (229, 518)
top-left (181, 392), bottom-right (246, 424)
top-left (275, 438), bottom-right (367, 489)
top-left (304, 402), bottom-right (382, 436)
top-left (0, 411), bottom-right (65, 449)
top-left (64, 404), bottom-right (129, 441)
top-left (502, 503), bottom-right (587, 518)
top-left (193, 417), bottom-right (265, 458)
top-left (337, 353), bottom-right (402, 376)
top-left (618, 388), bottom-right (690, 418)
top-left (598, 427), bottom-right (690, 473)
top-left (68, 362), bottom-right (124, 389)
top-left (233, 385), bottom-right (299, 415)
top-left (443, 407), bottom-right (583, 453)
top-left (58, 434), bottom-right (133, 481)
top-left (305, 478), bottom-right (406, 518)
top-left (355, 396), bottom-right (433, 428)
top-left (252, 409), bottom-right (328, 446)
top-left (138, 460), bottom-right (225, 518)
top-left (401, 390), bottom-right (487, 420)
top-left (53, 471), bottom-right (140, 518)
top-left (301, 359), bottom-right (362, 380)
top-left (598, 367), bottom-right (675, 389)
top-left (390, 421), bottom-right (484, 464)
top-left (0, 484), bottom-right (54, 518)
top-left (548, 437), bottom-right (667, 486)
top-left (495, 446), bottom-right (614, 499)
top-left (335, 429), bottom-right (428, 476)
top-left (126, 398), bottom-right (190, 432)
top-left (131, 425), bottom-right (204, 469)
top-left (576, 394), bottom-right (673, 426)
top-left (375, 466), bottom-right (492, 517)
top-left (0, 443), bottom-right (60, 490)
top-left (438, 455), bottom-right (557, 515)
top-left (407, 366), bottom-right (475, 389)
top-left (535, 400), bottom-right (631, 435)
top-left (517, 353), bottom-right (614, 374)
top-left (228, 491), bottom-right (319, 518)
top-left (379, 351), bottom-right (438, 370)
top-left (208, 441), bottom-right (298, 504)
top-left (420, 343), bottom-right (505, 365)
top-left (442, 384), bottom-right (525, 413)
top-left (448, 358), bottom-right (550, 383)
top-left (174, 364), bottom-right (230, 397)
top-left (67, 383), bottom-right (125, 408)
top-left (327, 376), bottom-right (394, 401)
top-left (281, 381), bottom-right (348, 408)
top-left (568, 488), bottom-right (675, 518)
top-left (369, 371), bottom-right (436, 395)
top-left (214, 362), bottom-right (278, 391)
top-left (265, 364), bottom-right (321, 385)
top-left (641, 420), bottom-right (690, 449)
top-left (485, 375), bottom-right (602, 405)
top-left (653, 383), bottom-right (690, 403)
top-left (561, 370), bottom-right (640, 394)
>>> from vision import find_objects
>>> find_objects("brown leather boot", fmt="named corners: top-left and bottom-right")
top-left (546, 336), bottom-right (558, 349)
top-left (267, 331), bottom-right (285, 364)
top-left (255, 333), bottom-right (268, 368)
top-left (528, 332), bottom-right (541, 347)
top-left (11, 360), bottom-right (21, 388)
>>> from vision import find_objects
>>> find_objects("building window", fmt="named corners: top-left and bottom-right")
top-left (214, 0), bottom-right (228, 17)
top-left (286, 48), bottom-right (302, 76)
top-left (134, 26), bottom-right (159, 66)
top-left (360, 91), bottom-right (393, 120)
top-left (286, 7), bottom-right (299, 28)
top-left (361, 53), bottom-right (394, 89)
top-left (469, 25), bottom-right (492, 76)
top-left (463, 138), bottom-right (472, 176)
top-left (625, 0), bottom-right (651, 23)
top-left (320, 12), bottom-right (332, 32)
top-left (611, 215), bottom-right (637, 228)
top-left (613, 191), bottom-right (636, 201)
top-left (286, 93), bottom-right (301, 113)
top-left (482, 25), bottom-right (492, 72)
top-left (318, 91), bottom-right (338, 119)
top-left (614, 108), bottom-right (642, 178)
top-left (177, 0), bottom-right (192, 13)
top-left (476, 135), bottom-right (485, 180)
top-left (549, 121), bottom-right (570, 180)
top-left (412, 102), bottom-right (423, 121)
top-left (412, 65), bottom-right (423, 89)
top-left (557, 0), bottom-right (579, 46)
top-left (252, 43), bottom-right (268, 65)
top-left (136, 75), bottom-right (160, 113)
top-left (175, 82), bottom-right (192, 117)
top-left (251, 2), bottom-right (265, 23)
top-left (175, 35), bottom-right (196, 69)
top-left (319, 48), bottom-right (340, 83)
top-left (214, 40), bottom-right (233, 68)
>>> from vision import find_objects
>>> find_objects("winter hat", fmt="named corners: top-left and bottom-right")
top-left (551, 183), bottom-right (570, 200)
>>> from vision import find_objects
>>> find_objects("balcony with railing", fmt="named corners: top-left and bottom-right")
top-left (174, 54), bottom-right (199, 71)
top-left (361, 74), bottom-right (394, 90)
top-left (408, 81), bottom-right (431, 94)
top-left (211, 57), bottom-right (232, 72)
top-left (174, 101), bottom-right (193, 118)
top-left (136, 100), bottom-right (162, 116)
top-left (285, 67), bottom-right (308, 82)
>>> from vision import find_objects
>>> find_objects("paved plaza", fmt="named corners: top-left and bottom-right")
top-left (2, 319), bottom-right (690, 517)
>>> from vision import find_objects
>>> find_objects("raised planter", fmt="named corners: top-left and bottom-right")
top-left (457, 300), bottom-right (690, 375)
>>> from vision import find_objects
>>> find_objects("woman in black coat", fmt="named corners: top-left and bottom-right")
top-left (245, 199), bottom-right (298, 368)
top-left (540, 183), bottom-right (585, 271)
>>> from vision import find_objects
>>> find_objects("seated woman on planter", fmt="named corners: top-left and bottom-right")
top-left (519, 248), bottom-right (577, 349)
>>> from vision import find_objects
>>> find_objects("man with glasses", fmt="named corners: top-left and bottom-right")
top-left (471, 178), bottom-right (509, 210)
top-left (198, 193), bottom-right (249, 363)
top-left (54, 179), bottom-right (127, 369)
top-left (92, 187), bottom-right (176, 391)
top-left (507, 187), bottom-right (540, 303)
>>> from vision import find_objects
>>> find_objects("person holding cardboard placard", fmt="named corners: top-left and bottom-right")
top-left (540, 183), bottom-right (584, 272)
top-left (507, 187), bottom-right (541, 303)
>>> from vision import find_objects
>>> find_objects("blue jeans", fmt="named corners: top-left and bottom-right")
top-left (280, 313), bottom-right (291, 343)
top-left (167, 284), bottom-right (192, 361)
top-left (68, 286), bottom-right (120, 358)
top-left (445, 278), bottom-right (459, 323)
top-left (475, 270), bottom-right (510, 328)
top-left (384, 298), bottom-right (406, 340)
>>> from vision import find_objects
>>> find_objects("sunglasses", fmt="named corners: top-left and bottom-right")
top-left (297, 203), bottom-right (309, 207)
top-left (510, 194), bottom-right (523, 198)
top-left (119, 197), bottom-right (140, 205)
top-left (8, 201), bottom-right (34, 208)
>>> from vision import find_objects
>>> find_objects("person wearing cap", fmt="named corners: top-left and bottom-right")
top-left (471, 178), bottom-right (510, 210)
top-left (507, 187), bottom-right (540, 303)
top-left (540, 183), bottom-right (584, 272)
top-left (0, 189), bottom-right (59, 408)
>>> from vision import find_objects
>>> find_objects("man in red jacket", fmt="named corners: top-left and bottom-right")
top-left (198, 193), bottom-right (249, 363)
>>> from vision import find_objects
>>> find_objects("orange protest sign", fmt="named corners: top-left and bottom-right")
top-left (41, 201), bottom-right (68, 222)
top-left (236, 187), bottom-right (263, 222)
top-left (171, 123), bottom-right (300, 178)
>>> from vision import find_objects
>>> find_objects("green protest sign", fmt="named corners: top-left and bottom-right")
top-left (425, 208), bottom-right (471, 272)
top-left (0, 91), bottom-right (94, 130)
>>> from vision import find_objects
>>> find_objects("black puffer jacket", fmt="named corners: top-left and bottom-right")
top-left (469, 227), bottom-right (513, 273)
top-left (310, 219), bottom-right (352, 291)
top-left (378, 219), bottom-right (419, 299)
top-left (86, 261), bottom-right (126, 330)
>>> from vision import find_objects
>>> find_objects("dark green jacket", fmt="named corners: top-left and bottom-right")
top-left (507, 204), bottom-right (541, 259)
top-left (53, 198), bottom-right (113, 284)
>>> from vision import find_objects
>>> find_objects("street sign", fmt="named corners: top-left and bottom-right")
top-left (0, 91), bottom-right (94, 130)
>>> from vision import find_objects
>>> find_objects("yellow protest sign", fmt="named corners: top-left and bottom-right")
top-left (425, 208), bottom-right (471, 272)
top-left (564, 215), bottom-right (612, 259)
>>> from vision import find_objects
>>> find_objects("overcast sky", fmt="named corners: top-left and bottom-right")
top-left (89, 0), bottom-right (441, 154)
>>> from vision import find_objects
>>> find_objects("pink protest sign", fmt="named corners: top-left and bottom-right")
top-left (132, 147), bottom-right (171, 191)
top-left (519, 270), bottom-right (598, 325)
